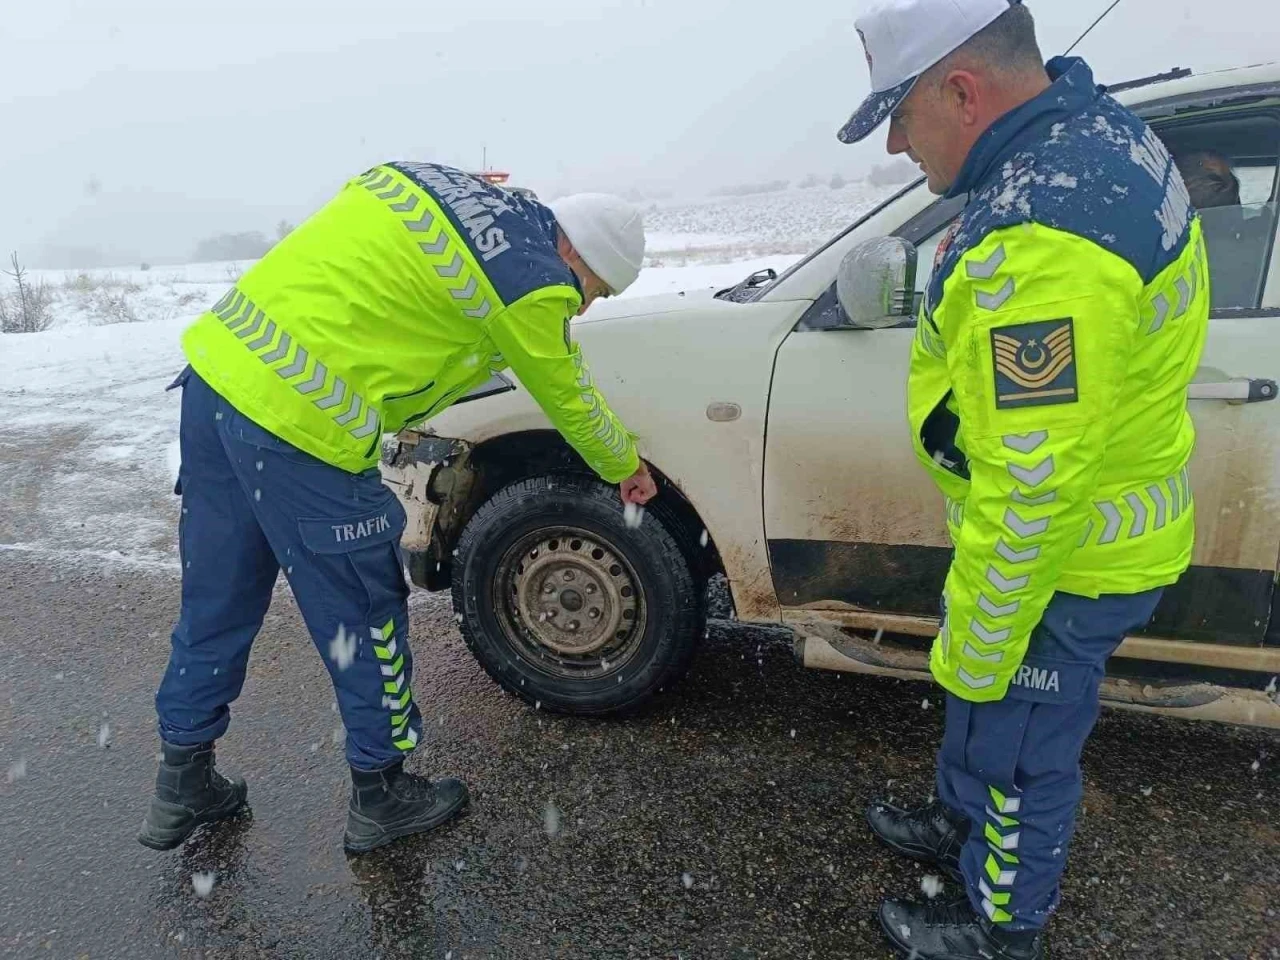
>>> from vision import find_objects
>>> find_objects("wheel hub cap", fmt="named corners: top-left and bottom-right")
top-left (504, 530), bottom-right (642, 661)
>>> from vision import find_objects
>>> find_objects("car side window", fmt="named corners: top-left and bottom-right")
top-left (1159, 113), bottom-right (1280, 312)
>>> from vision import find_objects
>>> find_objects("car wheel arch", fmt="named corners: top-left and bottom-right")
top-left (425, 429), bottom-right (728, 599)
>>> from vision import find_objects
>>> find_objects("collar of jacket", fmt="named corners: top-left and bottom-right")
top-left (945, 56), bottom-right (1101, 201)
top-left (537, 201), bottom-right (585, 301)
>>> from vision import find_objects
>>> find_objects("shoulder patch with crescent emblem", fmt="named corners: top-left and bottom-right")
top-left (990, 319), bottom-right (1079, 409)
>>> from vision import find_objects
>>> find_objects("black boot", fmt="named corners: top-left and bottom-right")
top-left (878, 896), bottom-right (1046, 960)
top-left (343, 762), bottom-right (469, 853)
top-left (137, 742), bottom-right (248, 851)
top-left (867, 797), bottom-right (968, 881)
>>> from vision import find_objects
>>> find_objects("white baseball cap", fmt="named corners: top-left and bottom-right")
top-left (549, 193), bottom-right (646, 295)
top-left (838, 0), bottom-right (1019, 144)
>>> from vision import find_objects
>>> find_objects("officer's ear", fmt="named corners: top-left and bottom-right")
top-left (939, 69), bottom-right (982, 128)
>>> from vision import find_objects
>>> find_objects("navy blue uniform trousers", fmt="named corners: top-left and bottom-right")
top-left (155, 369), bottom-right (421, 770)
top-left (937, 588), bottom-right (1163, 930)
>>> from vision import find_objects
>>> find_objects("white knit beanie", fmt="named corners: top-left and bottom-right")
top-left (549, 193), bottom-right (646, 295)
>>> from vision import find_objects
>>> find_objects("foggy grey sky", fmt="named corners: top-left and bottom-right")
top-left (1, 0), bottom-right (1275, 264)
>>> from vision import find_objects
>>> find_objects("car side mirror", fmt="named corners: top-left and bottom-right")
top-left (834, 236), bottom-right (918, 329)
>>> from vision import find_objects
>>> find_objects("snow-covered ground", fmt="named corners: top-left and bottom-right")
top-left (0, 186), bottom-right (886, 567)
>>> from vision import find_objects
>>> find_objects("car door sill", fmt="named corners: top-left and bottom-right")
top-left (779, 607), bottom-right (1280, 673)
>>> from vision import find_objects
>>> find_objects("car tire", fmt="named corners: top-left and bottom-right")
top-left (451, 473), bottom-right (703, 715)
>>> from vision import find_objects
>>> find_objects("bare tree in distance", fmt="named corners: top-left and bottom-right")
top-left (0, 252), bottom-right (54, 334)
top-left (276, 219), bottom-right (295, 242)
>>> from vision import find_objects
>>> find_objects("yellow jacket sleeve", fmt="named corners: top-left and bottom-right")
top-left (932, 224), bottom-right (1144, 702)
top-left (484, 286), bottom-right (640, 484)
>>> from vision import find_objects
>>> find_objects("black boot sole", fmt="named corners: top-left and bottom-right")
top-left (343, 791), bottom-right (470, 854)
top-left (137, 781), bottom-right (249, 851)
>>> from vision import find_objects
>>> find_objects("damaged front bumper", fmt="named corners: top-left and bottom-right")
top-left (380, 431), bottom-right (476, 590)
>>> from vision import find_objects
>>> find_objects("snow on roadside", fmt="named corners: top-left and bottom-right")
top-left (1, 257), bottom-right (792, 569)
top-left (0, 313), bottom-right (193, 566)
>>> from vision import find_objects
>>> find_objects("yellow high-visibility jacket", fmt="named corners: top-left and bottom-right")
top-left (183, 162), bottom-right (638, 482)
top-left (908, 58), bottom-right (1209, 702)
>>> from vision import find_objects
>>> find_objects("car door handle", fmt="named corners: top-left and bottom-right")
top-left (1188, 378), bottom-right (1278, 403)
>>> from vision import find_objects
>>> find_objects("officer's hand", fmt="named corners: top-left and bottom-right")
top-left (620, 461), bottom-right (657, 505)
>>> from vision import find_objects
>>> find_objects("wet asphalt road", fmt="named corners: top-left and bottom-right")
top-left (0, 554), bottom-right (1277, 960)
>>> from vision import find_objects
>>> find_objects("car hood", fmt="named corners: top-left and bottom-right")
top-left (576, 287), bottom-right (721, 325)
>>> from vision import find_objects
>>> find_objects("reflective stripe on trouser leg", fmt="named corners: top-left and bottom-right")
top-left (936, 588), bottom-right (1164, 930)
top-left (372, 617), bottom-right (419, 751)
top-left (208, 396), bottom-right (419, 770)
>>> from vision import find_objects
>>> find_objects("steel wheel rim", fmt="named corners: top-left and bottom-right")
top-left (494, 526), bottom-right (647, 679)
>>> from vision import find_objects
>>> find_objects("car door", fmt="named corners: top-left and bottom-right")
top-left (763, 94), bottom-right (1280, 648)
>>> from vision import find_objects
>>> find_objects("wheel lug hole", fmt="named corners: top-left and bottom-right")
top-left (586, 583), bottom-right (597, 594)
top-left (563, 571), bottom-right (575, 582)
top-left (567, 621), bottom-right (579, 632)
top-left (588, 609), bottom-right (600, 620)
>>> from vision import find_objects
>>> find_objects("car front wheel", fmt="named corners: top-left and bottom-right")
top-left (451, 474), bottom-right (702, 715)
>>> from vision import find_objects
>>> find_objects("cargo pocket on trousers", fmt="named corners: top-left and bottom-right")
top-left (1002, 654), bottom-right (1090, 705)
top-left (298, 498), bottom-right (410, 622)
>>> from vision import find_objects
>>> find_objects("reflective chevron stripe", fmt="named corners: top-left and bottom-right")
top-left (989, 786), bottom-right (1021, 814)
top-left (369, 617), bottom-right (417, 753)
top-left (980, 785), bottom-right (1021, 923)
top-left (210, 287), bottom-right (381, 446)
top-left (360, 166), bottom-right (497, 324)
top-left (985, 854), bottom-right (1018, 888)
top-left (1146, 251), bottom-right (1202, 335)
top-left (1087, 469), bottom-right (1192, 546)
top-left (975, 277), bottom-right (1015, 310)
top-left (957, 667), bottom-right (997, 690)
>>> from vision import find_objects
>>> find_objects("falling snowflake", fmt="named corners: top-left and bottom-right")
top-left (921, 699), bottom-right (931, 710)
top-left (1251, 760), bottom-right (1261, 772)
top-left (790, 729), bottom-right (796, 739)
top-left (255, 461), bottom-right (263, 472)
top-left (898, 924), bottom-right (912, 939)
top-left (681, 872), bottom-right (694, 889)
top-left (6, 759), bottom-right (27, 783)
top-left (454, 859), bottom-right (466, 873)
top-left (329, 624), bottom-right (357, 671)
top-left (623, 503), bottom-right (645, 529)
top-left (699, 529), bottom-right (708, 547)
top-left (1141, 786), bottom-right (1153, 797)
top-left (921, 875), bottom-right (944, 899)
top-left (544, 801), bottom-right (562, 839)
top-left (54, 672), bottom-right (64, 681)
top-left (331, 726), bottom-right (345, 746)
top-left (253, 489), bottom-right (262, 501)
top-left (97, 723), bottom-right (111, 749)
top-left (191, 871), bottom-right (216, 898)
top-left (1266, 676), bottom-right (1278, 696)
top-left (455, 613), bottom-right (463, 623)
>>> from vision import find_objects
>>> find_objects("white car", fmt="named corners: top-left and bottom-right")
top-left (383, 65), bottom-right (1280, 728)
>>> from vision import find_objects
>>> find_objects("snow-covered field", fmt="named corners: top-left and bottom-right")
top-left (0, 186), bottom-right (888, 567)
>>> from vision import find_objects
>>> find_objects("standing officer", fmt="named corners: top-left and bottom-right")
top-left (138, 163), bottom-right (656, 854)
top-left (837, 1), bottom-right (1208, 957)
